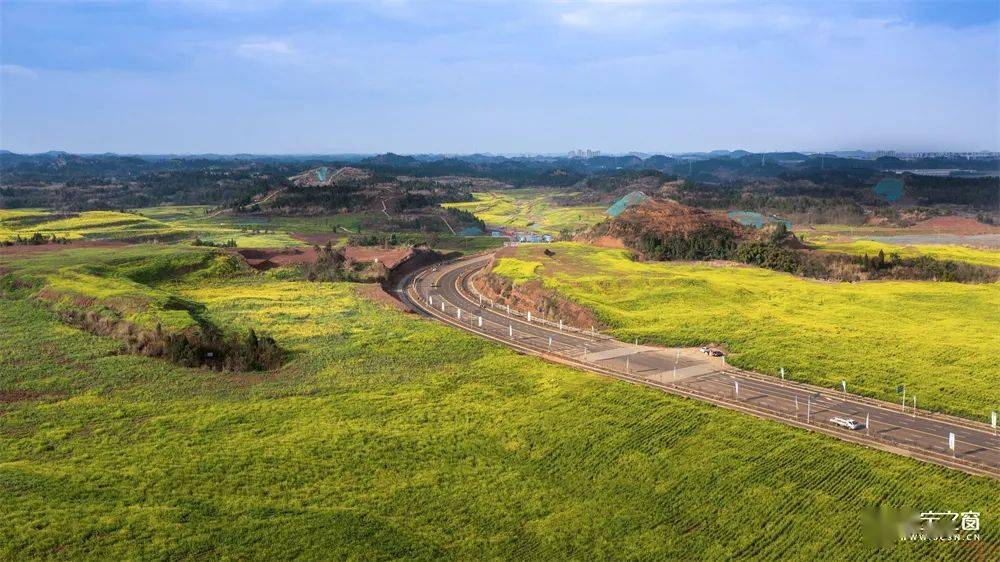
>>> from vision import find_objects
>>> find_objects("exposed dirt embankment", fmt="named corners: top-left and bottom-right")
top-left (473, 255), bottom-right (606, 331)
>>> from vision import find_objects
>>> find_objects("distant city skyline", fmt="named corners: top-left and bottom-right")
top-left (2, 1), bottom-right (998, 154)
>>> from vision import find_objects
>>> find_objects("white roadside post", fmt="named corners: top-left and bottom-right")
top-left (635, 338), bottom-right (639, 349)
top-left (559, 320), bottom-right (563, 331)
top-left (734, 380), bottom-right (739, 399)
top-left (429, 295), bottom-right (433, 306)
top-left (841, 380), bottom-right (846, 398)
top-left (912, 395), bottom-right (917, 418)
top-left (625, 356), bottom-right (630, 374)
top-left (780, 367), bottom-right (785, 384)
top-left (478, 316), bottom-right (483, 328)
top-left (865, 412), bottom-right (870, 435)
top-left (548, 336), bottom-right (553, 352)
top-left (441, 302), bottom-right (446, 312)
top-left (527, 312), bottom-right (531, 323)
top-left (507, 304), bottom-right (511, 314)
top-left (794, 396), bottom-right (799, 418)
top-left (583, 345), bottom-right (588, 361)
top-left (673, 348), bottom-right (680, 383)
top-left (992, 411), bottom-right (997, 436)
top-left (948, 432), bottom-right (956, 457)
top-left (509, 324), bottom-right (513, 338)
top-left (901, 384), bottom-right (906, 413)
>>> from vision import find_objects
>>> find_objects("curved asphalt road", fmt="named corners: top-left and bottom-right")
top-left (400, 253), bottom-right (1000, 479)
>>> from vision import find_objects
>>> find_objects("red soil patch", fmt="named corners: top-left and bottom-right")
top-left (234, 247), bottom-right (318, 270)
top-left (0, 240), bottom-right (128, 256)
top-left (589, 235), bottom-right (626, 249)
top-left (293, 233), bottom-right (342, 246)
top-left (342, 246), bottom-right (414, 269)
top-left (908, 216), bottom-right (1000, 235)
top-left (0, 389), bottom-right (64, 403)
top-left (356, 283), bottom-right (409, 312)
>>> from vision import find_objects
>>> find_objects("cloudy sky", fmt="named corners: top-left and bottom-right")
top-left (1, 0), bottom-right (998, 154)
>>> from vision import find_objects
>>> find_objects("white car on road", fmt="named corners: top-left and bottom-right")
top-left (830, 417), bottom-right (864, 430)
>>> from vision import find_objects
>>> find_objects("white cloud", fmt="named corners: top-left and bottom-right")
top-left (1, 64), bottom-right (39, 79)
top-left (235, 40), bottom-right (295, 61)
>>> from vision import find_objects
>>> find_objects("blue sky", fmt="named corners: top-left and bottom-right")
top-left (1, 0), bottom-right (998, 154)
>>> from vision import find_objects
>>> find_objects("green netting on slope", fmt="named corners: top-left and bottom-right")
top-left (874, 178), bottom-right (904, 202)
top-left (606, 191), bottom-right (648, 217)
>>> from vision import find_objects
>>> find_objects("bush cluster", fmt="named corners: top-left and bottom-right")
top-left (164, 327), bottom-right (282, 371)
top-left (1, 232), bottom-right (70, 246)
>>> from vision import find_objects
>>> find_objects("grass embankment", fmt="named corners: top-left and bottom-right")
top-left (443, 190), bottom-right (607, 234)
top-left (492, 243), bottom-right (1000, 421)
top-left (0, 245), bottom-right (284, 371)
top-left (1, 245), bottom-right (997, 559)
top-left (0, 244), bottom-right (240, 333)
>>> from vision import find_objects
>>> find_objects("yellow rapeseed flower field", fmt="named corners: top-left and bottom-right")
top-left (493, 242), bottom-right (1000, 420)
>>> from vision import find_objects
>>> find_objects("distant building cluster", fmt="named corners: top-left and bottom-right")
top-left (870, 151), bottom-right (999, 160)
top-left (489, 226), bottom-right (554, 244)
top-left (568, 149), bottom-right (602, 158)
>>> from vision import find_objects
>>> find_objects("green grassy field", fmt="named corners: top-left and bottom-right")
top-left (3, 207), bottom-right (505, 255)
top-left (1, 209), bottom-right (181, 242)
top-left (492, 243), bottom-right (1000, 421)
top-left (804, 238), bottom-right (1000, 268)
top-left (443, 190), bottom-right (607, 234)
top-left (2, 243), bottom-right (997, 559)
